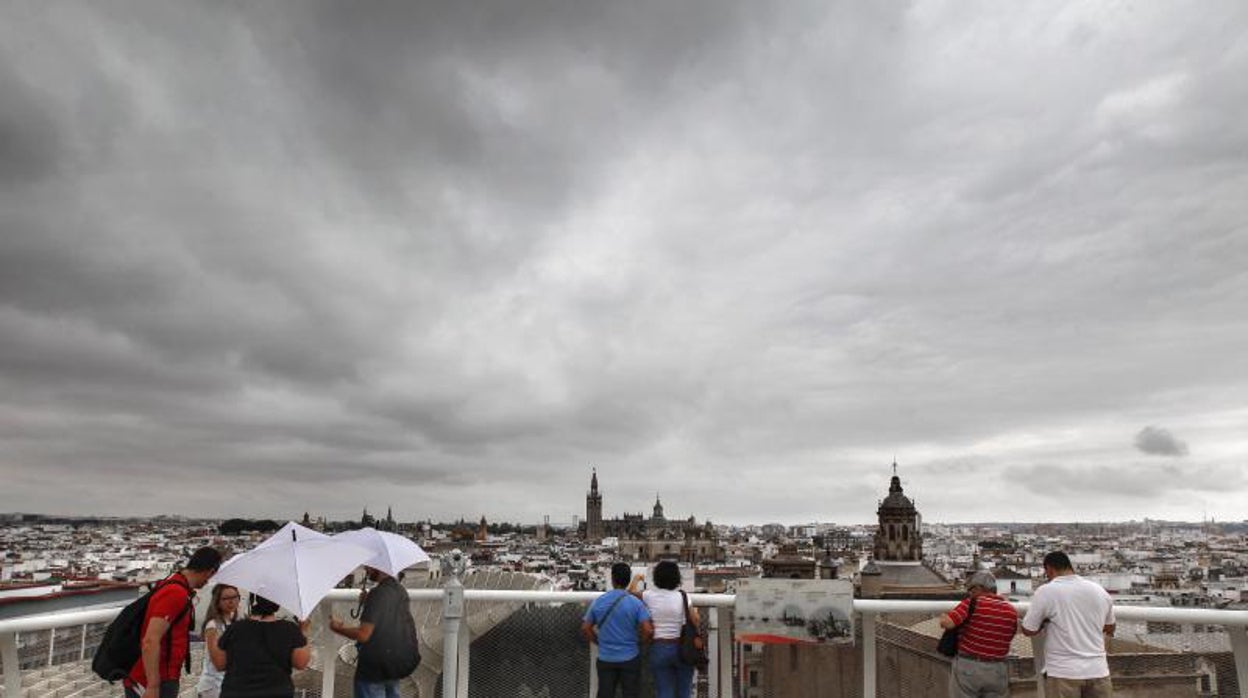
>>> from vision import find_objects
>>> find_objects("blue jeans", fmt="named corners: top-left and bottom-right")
top-left (649, 643), bottom-right (693, 698)
top-left (354, 678), bottom-right (401, 698)
top-left (596, 655), bottom-right (641, 697)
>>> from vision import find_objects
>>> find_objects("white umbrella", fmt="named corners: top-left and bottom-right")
top-left (332, 527), bottom-right (431, 578)
top-left (212, 521), bottom-right (373, 617)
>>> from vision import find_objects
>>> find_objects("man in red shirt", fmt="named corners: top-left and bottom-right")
top-left (125, 547), bottom-right (222, 698)
top-left (939, 570), bottom-right (1019, 697)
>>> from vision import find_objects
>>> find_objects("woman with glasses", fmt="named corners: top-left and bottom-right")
top-left (197, 584), bottom-right (241, 698)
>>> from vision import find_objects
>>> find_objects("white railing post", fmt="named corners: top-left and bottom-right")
top-left (47, 628), bottom-right (55, 667)
top-left (1, 631), bottom-right (20, 698)
top-left (1228, 624), bottom-right (1248, 698)
top-left (862, 611), bottom-right (876, 698)
top-left (587, 638), bottom-right (598, 697)
top-left (455, 602), bottom-right (470, 698)
top-left (441, 550), bottom-right (467, 698)
top-left (78, 624), bottom-right (87, 661)
top-left (318, 602), bottom-right (338, 698)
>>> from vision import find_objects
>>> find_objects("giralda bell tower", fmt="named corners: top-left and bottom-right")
top-left (586, 468), bottom-right (604, 541)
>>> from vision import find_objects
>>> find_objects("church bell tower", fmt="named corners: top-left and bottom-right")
top-left (873, 462), bottom-right (923, 562)
top-left (586, 468), bottom-right (604, 541)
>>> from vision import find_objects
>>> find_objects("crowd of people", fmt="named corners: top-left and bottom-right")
top-left (120, 546), bottom-right (419, 698)
top-left (115, 546), bottom-right (1115, 698)
top-left (581, 549), bottom-right (1116, 698)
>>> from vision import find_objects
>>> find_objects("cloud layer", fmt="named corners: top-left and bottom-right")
top-left (2, 1), bottom-right (1246, 523)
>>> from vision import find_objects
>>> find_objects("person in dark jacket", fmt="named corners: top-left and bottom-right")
top-left (330, 567), bottom-right (421, 698)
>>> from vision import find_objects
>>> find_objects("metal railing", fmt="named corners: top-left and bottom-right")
top-left (2, 591), bottom-right (1247, 697)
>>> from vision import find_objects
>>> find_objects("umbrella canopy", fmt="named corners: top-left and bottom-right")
top-left (332, 527), bottom-right (431, 578)
top-left (213, 521), bottom-right (373, 617)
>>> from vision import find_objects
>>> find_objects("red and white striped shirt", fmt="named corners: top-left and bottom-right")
top-left (948, 593), bottom-right (1018, 658)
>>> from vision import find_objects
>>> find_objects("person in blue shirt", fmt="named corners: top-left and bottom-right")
top-left (581, 562), bottom-right (654, 698)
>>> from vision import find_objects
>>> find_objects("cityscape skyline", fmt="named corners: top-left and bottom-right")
top-left (1, 466), bottom-right (1243, 529)
top-left (2, 2), bottom-right (1246, 524)
top-left (0, 509), bottom-right (1241, 529)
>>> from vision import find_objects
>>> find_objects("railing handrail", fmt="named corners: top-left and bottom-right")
top-left (2, 591), bottom-right (1246, 635)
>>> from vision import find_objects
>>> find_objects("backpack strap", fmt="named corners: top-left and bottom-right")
top-left (594, 592), bottom-right (629, 631)
top-left (152, 576), bottom-right (194, 676)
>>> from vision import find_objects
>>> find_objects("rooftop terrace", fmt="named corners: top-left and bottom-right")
top-left (1, 583), bottom-right (1246, 697)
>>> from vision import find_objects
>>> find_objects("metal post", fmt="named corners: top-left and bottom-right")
top-left (455, 603), bottom-right (471, 698)
top-left (47, 628), bottom-right (55, 667)
top-left (318, 602), bottom-right (338, 698)
top-left (588, 639), bottom-right (598, 697)
top-left (1031, 633), bottom-right (1046, 698)
top-left (78, 624), bottom-right (87, 661)
top-left (441, 550), bottom-right (466, 698)
top-left (862, 612), bottom-right (876, 698)
top-left (715, 606), bottom-right (733, 697)
top-left (2, 631), bottom-right (20, 698)
top-left (1227, 624), bottom-right (1248, 698)
top-left (713, 606), bottom-right (723, 698)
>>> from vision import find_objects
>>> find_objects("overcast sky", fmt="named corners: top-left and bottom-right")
top-left (2, 1), bottom-right (1246, 526)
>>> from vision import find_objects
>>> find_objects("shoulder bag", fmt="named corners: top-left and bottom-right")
top-left (677, 590), bottom-right (709, 670)
top-left (936, 596), bottom-right (978, 657)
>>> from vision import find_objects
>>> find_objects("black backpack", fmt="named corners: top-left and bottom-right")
top-left (92, 577), bottom-right (193, 683)
top-left (356, 580), bottom-right (421, 681)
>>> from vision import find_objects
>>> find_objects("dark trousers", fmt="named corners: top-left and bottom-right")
top-left (596, 656), bottom-right (641, 698)
top-left (124, 680), bottom-right (180, 698)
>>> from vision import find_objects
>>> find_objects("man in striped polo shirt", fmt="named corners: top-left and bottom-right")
top-left (939, 570), bottom-right (1019, 697)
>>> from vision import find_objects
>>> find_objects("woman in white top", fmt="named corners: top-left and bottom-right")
top-left (196, 583), bottom-right (241, 698)
top-left (632, 561), bottom-right (699, 698)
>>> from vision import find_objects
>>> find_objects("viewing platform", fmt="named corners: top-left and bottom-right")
top-left (2, 586), bottom-right (1246, 697)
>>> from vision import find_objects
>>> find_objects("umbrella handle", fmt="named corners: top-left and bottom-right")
top-left (349, 577), bottom-right (369, 619)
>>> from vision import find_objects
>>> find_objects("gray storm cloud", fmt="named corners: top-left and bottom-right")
top-left (1134, 426), bottom-right (1190, 457)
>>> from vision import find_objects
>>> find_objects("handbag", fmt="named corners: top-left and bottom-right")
top-left (678, 590), bottom-right (709, 670)
top-left (937, 596), bottom-right (978, 657)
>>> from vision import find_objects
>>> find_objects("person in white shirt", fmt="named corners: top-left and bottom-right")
top-left (1021, 551), bottom-right (1115, 698)
top-left (197, 584), bottom-right (240, 698)
top-left (630, 561), bottom-right (700, 698)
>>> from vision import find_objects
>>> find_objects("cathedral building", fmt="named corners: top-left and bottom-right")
top-left (581, 470), bottom-right (722, 563)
